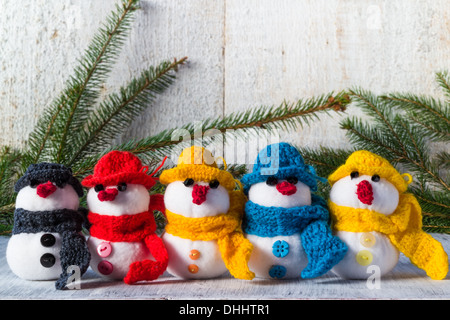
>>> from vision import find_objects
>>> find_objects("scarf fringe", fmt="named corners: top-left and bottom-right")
top-left (87, 210), bottom-right (168, 283)
top-left (165, 190), bottom-right (255, 280)
top-left (243, 198), bottom-right (347, 279)
top-left (330, 193), bottom-right (449, 280)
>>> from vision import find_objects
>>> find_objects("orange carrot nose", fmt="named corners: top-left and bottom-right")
top-left (356, 180), bottom-right (373, 205)
top-left (192, 184), bottom-right (210, 205)
top-left (276, 181), bottom-right (297, 196)
top-left (98, 188), bottom-right (119, 202)
top-left (36, 181), bottom-right (57, 198)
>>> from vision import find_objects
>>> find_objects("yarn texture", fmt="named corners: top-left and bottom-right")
top-left (330, 194), bottom-right (448, 280)
top-left (15, 162), bottom-right (83, 197)
top-left (82, 150), bottom-right (157, 189)
top-left (87, 208), bottom-right (168, 284)
top-left (160, 146), bottom-right (239, 192)
top-left (161, 146), bottom-right (254, 280)
top-left (328, 150), bottom-right (410, 193)
top-left (328, 150), bottom-right (449, 280)
top-left (12, 208), bottom-right (90, 290)
top-left (241, 142), bottom-right (321, 193)
top-left (242, 143), bottom-right (347, 279)
top-left (165, 190), bottom-right (254, 280)
top-left (243, 195), bottom-right (348, 279)
top-left (82, 150), bottom-right (168, 284)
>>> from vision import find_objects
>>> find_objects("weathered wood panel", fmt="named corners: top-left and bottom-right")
top-left (224, 0), bottom-right (450, 155)
top-left (0, 0), bottom-right (449, 161)
top-left (0, 234), bottom-right (449, 299)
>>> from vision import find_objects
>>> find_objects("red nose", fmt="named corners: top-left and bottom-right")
top-left (192, 184), bottom-right (210, 205)
top-left (36, 181), bottom-right (57, 198)
top-left (98, 188), bottom-right (119, 202)
top-left (356, 180), bottom-right (373, 205)
top-left (276, 181), bottom-right (297, 196)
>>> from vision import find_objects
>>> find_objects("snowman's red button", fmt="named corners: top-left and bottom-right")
top-left (98, 260), bottom-right (113, 275)
top-left (97, 242), bottom-right (112, 258)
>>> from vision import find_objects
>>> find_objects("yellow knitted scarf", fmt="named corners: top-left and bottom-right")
top-left (164, 191), bottom-right (255, 280)
top-left (329, 193), bottom-right (448, 280)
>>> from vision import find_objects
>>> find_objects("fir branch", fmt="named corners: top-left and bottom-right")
top-left (298, 146), bottom-right (354, 178)
top-left (72, 92), bottom-right (350, 177)
top-left (0, 147), bottom-right (23, 233)
top-left (67, 57), bottom-right (187, 168)
top-left (381, 92), bottom-right (450, 142)
top-left (26, 0), bottom-right (140, 165)
top-left (340, 86), bottom-right (449, 233)
top-left (296, 146), bottom-right (355, 200)
top-left (344, 92), bottom-right (449, 192)
top-left (436, 70), bottom-right (450, 101)
top-left (349, 88), bottom-right (408, 156)
top-left (124, 92), bottom-right (349, 156)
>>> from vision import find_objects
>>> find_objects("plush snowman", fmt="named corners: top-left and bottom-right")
top-left (82, 151), bottom-right (168, 284)
top-left (6, 163), bottom-right (90, 290)
top-left (160, 146), bottom-right (254, 280)
top-left (241, 142), bottom-right (347, 279)
top-left (328, 150), bottom-right (448, 280)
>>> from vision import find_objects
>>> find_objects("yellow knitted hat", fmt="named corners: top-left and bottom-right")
top-left (159, 146), bottom-right (237, 191)
top-left (328, 150), bottom-right (412, 193)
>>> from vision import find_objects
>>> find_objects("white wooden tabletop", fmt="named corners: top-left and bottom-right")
top-left (1, 234), bottom-right (449, 300)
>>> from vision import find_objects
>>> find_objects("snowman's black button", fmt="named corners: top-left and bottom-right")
top-left (40, 253), bottom-right (56, 268)
top-left (40, 234), bottom-right (56, 247)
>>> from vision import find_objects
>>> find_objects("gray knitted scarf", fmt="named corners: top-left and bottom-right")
top-left (12, 208), bottom-right (91, 290)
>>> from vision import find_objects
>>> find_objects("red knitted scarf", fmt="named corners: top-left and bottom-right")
top-left (88, 210), bottom-right (157, 242)
top-left (87, 206), bottom-right (168, 284)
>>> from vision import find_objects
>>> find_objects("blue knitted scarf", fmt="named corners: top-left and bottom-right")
top-left (243, 197), bottom-right (348, 279)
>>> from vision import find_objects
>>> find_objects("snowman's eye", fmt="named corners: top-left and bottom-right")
top-left (287, 176), bottom-right (298, 185)
top-left (371, 174), bottom-right (380, 182)
top-left (94, 184), bottom-right (104, 192)
top-left (209, 179), bottom-right (220, 189)
top-left (350, 171), bottom-right (359, 179)
top-left (118, 182), bottom-right (127, 192)
top-left (30, 179), bottom-right (39, 188)
top-left (56, 182), bottom-right (66, 188)
top-left (266, 176), bottom-right (278, 186)
top-left (184, 178), bottom-right (194, 187)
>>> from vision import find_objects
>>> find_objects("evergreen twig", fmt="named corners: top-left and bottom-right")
top-left (72, 92), bottom-right (350, 177)
top-left (303, 80), bottom-right (449, 234)
top-left (26, 0), bottom-right (140, 167)
top-left (68, 57), bottom-right (187, 168)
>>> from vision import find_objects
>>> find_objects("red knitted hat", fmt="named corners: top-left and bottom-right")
top-left (82, 151), bottom-right (156, 189)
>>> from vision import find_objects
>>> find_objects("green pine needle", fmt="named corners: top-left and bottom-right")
top-left (26, 0), bottom-right (140, 167)
top-left (71, 91), bottom-right (350, 177)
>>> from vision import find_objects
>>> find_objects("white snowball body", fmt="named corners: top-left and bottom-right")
top-left (330, 175), bottom-right (400, 279)
top-left (245, 180), bottom-right (311, 279)
top-left (7, 232), bottom-right (63, 280)
top-left (7, 184), bottom-right (79, 280)
top-left (86, 183), bottom-right (155, 280)
top-left (162, 181), bottom-right (230, 279)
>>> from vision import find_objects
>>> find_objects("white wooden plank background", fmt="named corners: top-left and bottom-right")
top-left (0, 0), bottom-right (449, 301)
top-left (0, 235), bottom-right (449, 299)
top-left (0, 0), bottom-right (449, 162)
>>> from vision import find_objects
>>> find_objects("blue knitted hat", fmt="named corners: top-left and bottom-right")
top-left (242, 142), bottom-right (321, 193)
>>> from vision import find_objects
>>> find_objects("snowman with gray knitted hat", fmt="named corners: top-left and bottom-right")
top-left (6, 163), bottom-right (90, 290)
top-left (242, 142), bottom-right (347, 279)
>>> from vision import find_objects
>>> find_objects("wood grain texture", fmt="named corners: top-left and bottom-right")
top-left (0, 234), bottom-right (449, 299)
top-left (1, 0), bottom-right (449, 161)
top-left (224, 0), bottom-right (450, 153)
